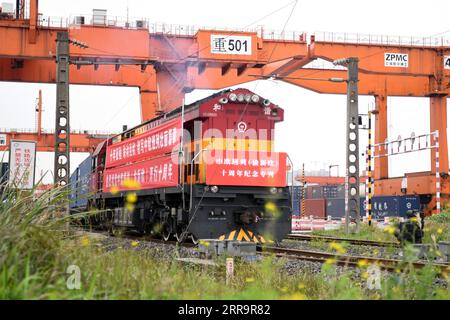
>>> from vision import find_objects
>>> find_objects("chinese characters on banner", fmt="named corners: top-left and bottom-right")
top-left (106, 118), bottom-right (181, 169)
top-left (103, 155), bottom-right (179, 192)
top-left (205, 151), bottom-right (287, 187)
top-left (8, 140), bottom-right (36, 189)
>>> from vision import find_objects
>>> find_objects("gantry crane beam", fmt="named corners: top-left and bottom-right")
top-left (0, 131), bottom-right (111, 152)
top-left (0, 23), bottom-right (309, 119)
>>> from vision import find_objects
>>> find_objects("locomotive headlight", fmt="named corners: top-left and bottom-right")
top-left (262, 99), bottom-right (270, 106)
top-left (229, 93), bottom-right (237, 101)
top-left (237, 93), bottom-right (244, 102)
top-left (269, 187), bottom-right (278, 194)
top-left (211, 185), bottom-right (219, 193)
top-left (219, 97), bottom-right (228, 104)
top-left (244, 94), bottom-right (252, 102)
top-left (251, 94), bottom-right (260, 103)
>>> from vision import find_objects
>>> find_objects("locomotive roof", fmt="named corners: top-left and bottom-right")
top-left (112, 87), bottom-right (280, 143)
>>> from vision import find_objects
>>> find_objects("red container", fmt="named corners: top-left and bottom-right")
top-left (304, 199), bottom-right (326, 218)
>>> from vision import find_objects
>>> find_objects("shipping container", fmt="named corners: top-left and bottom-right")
top-left (322, 185), bottom-right (339, 198)
top-left (325, 195), bottom-right (422, 220)
top-left (310, 185), bottom-right (323, 199)
top-left (291, 185), bottom-right (301, 215)
top-left (325, 197), bottom-right (365, 219)
top-left (372, 195), bottom-right (421, 219)
top-left (69, 156), bottom-right (92, 210)
top-left (0, 162), bottom-right (8, 184)
top-left (0, 162), bottom-right (9, 194)
top-left (304, 199), bottom-right (326, 218)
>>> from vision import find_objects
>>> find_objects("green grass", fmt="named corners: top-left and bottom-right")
top-left (313, 214), bottom-right (450, 244)
top-left (0, 185), bottom-right (449, 299)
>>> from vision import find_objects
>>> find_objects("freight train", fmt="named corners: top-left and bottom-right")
top-left (70, 88), bottom-right (292, 243)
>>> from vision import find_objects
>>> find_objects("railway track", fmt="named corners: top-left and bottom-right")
top-left (261, 246), bottom-right (450, 272)
top-left (286, 233), bottom-right (400, 248)
top-left (75, 228), bottom-right (449, 273)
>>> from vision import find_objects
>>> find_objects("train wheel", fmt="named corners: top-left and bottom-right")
top-left (175, 231), bottom-right (184, 243)
top-left (162, 223), bottom-right (171, 241)
top-left (190, 234), bottom-right (199, 245)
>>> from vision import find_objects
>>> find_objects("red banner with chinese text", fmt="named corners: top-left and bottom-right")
top-left (103, 155), bottom-right (179, 192)
top-left (205, 151), bottom-right (287, 187)
top-left (105, 118), bottom-right (181, 169)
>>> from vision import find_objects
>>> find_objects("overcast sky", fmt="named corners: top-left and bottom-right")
top-left (0, 0), bottom-right (449, 183)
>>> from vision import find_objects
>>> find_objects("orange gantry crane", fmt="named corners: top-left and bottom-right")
top-left (0, 89), bottom-right (116, 153)
top-left (0, 0), bottom-right (449, 212)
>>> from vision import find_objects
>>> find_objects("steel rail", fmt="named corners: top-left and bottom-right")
top-left (261, 246), bottom-right (449, 272)
top-left (286, 233), bottom-right (400, 248)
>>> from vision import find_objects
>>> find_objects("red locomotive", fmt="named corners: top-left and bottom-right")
top-left (70, 88), bottom-right (292, 243)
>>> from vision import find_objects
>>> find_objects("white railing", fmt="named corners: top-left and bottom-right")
top-left (313, 31), bottom-right (450, 47)
top-left (0, 128), bottom-right (118, 135)
top-left (34, 13), bottom-right (450, 47)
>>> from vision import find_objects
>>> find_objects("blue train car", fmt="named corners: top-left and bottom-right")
top-left (69, 155), bottom-right (92, 211)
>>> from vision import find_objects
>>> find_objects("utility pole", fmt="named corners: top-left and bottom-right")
top-left (54, 32), bottom-right (70, 187)
top-left (334, 57), bottom-right (360, 234)
top-left (36, 89), bottom-right (42, 136)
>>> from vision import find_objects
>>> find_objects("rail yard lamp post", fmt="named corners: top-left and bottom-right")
top-left (333, 57), bottom-right (360, 234)
top-left (328, 164), bottom-right (339, 177)
top-left (54, 32), bottom-right (88, 189)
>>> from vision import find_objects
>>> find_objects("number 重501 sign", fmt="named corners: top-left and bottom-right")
top-left (210, 35), bottom-right (252, 55)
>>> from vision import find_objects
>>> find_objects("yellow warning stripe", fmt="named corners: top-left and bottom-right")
top-left (218, 229), bottom-right (270, 244)
top-left (227, 230), bottom-right (236, 241)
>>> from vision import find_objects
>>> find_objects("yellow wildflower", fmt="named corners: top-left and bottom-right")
top-left (110, 185), bottom-right (119, 195)
top-left (80, 236), bottom-right (90, 247)
top-left (325, 258), bottom-right (336, 265)
top-left (122, 178), bottom-right (141, 190)
top-left (126, 203), bottom-right (135, 212)
top-left (437, 228), bottom-right (443, 235)
top-left (126, 192), bottom-right (138, 203)
top-left (395, 268), bottom-right (401, 273)
top-left (199, 240), bottom-right (210, 247)
top-left (245, 277), bottom-right (255, 283)
top-left (373, 249), bottom-right (379, 255)
top-left (265, 202), bottom-right (276, 212)
top-left (361, 271), bottom-right (369, 279)
top-left (357, 259), bottom-right (369, 268)
top-left (384, 226), bottom-right (396, 235)
top-left (283, 293), bottom-right (307, 300)
top-left (297, 283), bottom-right (306, 290)
top-left (131, 240), bottom-right (139, 247)
top-left (329, 242), bottom-right (346, 254)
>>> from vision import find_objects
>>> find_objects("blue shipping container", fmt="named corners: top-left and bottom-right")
top-left (69, 155), bottom-right (92, 210)
top-left (326, 195), bottom-right (421, 220)
top-left (371, 195), bottom-right (421, 219)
